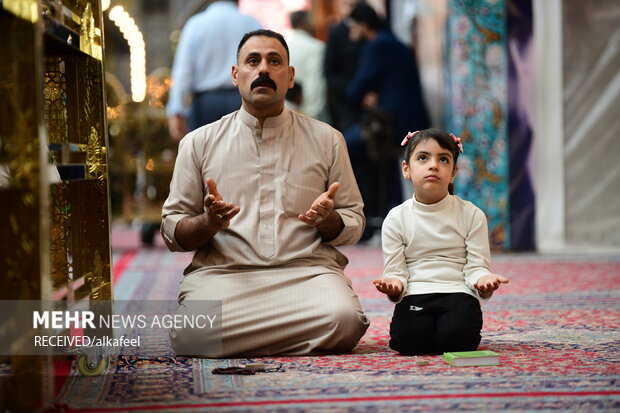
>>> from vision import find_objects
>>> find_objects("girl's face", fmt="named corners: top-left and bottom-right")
top-left (402, 138), bottom-right (458, 204)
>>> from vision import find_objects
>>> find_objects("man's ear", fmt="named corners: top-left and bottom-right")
top-left (231, 65), bottom-right (238, 86)
top-left (288, 66), bottom-right (295, 88)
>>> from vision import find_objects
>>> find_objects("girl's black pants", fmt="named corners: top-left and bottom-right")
top-left (389, 292), bottom-right (483, 355)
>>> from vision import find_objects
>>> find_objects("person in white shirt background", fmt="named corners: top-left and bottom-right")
top-left (373, 128), bottom-right (509, 355)
top-left (167, 0), bottom-right (261, 141)
top-left (285, 10), bottom-right (328, 121)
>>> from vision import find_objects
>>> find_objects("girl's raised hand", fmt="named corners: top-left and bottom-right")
top-left (474, 273), bottom-right (509, 298)
top-left (373, 278), bottom-right (404, 297)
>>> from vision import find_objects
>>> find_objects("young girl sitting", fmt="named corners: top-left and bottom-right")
top-left (373, 128), bottom-right (509, 355)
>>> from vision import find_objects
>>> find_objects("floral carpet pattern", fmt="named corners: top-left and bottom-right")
top-left (51, 236), bottom-right (620, 412)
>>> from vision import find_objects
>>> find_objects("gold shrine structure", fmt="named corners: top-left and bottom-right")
top-left (1, 0), bottom-right (112, 409)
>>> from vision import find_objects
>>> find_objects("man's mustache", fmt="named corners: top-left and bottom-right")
top-left (250, 75), bottom-right (277, 91)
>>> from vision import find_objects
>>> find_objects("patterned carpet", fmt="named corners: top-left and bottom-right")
top-left (49, 226), bottom-right (620, 412)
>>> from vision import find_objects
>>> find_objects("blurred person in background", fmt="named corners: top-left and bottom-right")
top-left (325, 0), bottom-right (363, 134)
top-left (167, 0), bottom-right (261, 141)
top-left (284, 81), bottom-right (304, 113)
top-left (345, 2), bottom-right (430, 241)
top-left (286, 10), bottom-right (327, 121)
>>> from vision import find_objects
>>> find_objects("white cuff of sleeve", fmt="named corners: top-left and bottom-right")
top-left (161, 214), bottom-right (191, 252)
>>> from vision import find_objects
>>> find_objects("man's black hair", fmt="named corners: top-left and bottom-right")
top-left (237, 29), bottom-right (290, 64)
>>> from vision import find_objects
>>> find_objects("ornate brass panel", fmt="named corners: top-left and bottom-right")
top-left (49, 183), bottom-right (72, 293)
top-left (0, 6), bottom-right (51, 410)
top-left (1, 1), bottom-right (110, 410)
top-left (0, 6), bottom-right (45, 301)
top-left (50, 179), bottom-right (111, 301)
top-left (3, 0), bottom-right (39, 23)
top-left (44, 57), bottom-right (69, 144)
top-left (44, 54), bottom-right (108, 179)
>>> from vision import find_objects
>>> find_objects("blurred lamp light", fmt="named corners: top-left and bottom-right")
top-left (107, 6), bottom-right (146, 102)
top-left (108, 5), bottom-right (123, 21)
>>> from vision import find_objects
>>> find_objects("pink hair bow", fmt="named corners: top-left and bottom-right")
top-left (450, 133), bottom-right (464, 153)
top-left (400, 131), bottom-right (419, 146)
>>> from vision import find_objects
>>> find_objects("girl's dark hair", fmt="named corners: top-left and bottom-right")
top-left (402, 128), bottom-right (461, 194)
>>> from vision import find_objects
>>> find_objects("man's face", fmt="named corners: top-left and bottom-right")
top-left (232, 36), bottom-right (294, 113)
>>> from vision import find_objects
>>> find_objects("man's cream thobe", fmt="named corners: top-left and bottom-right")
top-left (162, 107), bottom-right (369, 357)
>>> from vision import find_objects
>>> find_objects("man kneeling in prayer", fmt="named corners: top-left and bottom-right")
top-left (161, 29), bottom-right (369, 357)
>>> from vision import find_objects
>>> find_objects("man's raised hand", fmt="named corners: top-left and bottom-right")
top-left (298, 182), bottom-right (340, 227)
top-left (204, 177), bottom-right (240, 229)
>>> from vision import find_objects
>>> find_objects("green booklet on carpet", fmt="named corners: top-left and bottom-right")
top-left (443, 350), bottom-right (499, 366)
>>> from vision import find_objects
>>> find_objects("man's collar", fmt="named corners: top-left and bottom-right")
top-left (239, 106), bottom-right (290, 129)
